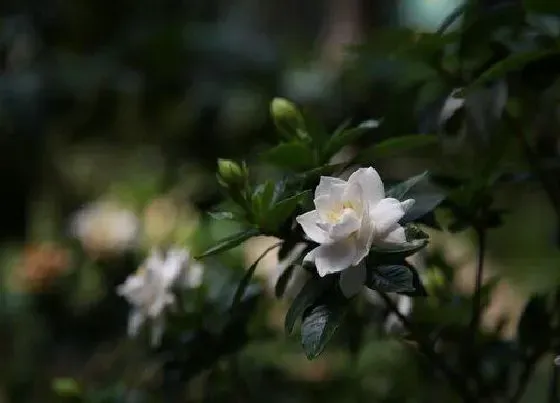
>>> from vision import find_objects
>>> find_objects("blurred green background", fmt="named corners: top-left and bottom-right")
top-left (0, 0), bottom-right (558, 402)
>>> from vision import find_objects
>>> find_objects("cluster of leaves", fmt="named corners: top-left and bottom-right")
top-left (198, 97), bottom-right (445, 360)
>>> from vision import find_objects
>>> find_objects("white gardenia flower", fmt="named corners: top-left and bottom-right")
top-left (296, 167), bottom-right (414, 297)
top-left (70, 200), bottom-right (140, 256)
top-left (116, 247), bottom-right (203, 346)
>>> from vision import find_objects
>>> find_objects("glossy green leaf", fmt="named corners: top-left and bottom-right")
top-left (285, 276), bottom-right (334, 335)
top-left (275, 265), bottom-right (296, 298)
top-left (371, 239), bottom-right (428, 258)
top-left (196, 228), bottom-right (260, 259)
top-left (322, 119), bottom-right (380, 161)
top-left (301, 300), bottom-right (348, 360)
top-left (367, 265), bottom-right (415, 293)
top-left (464, 49), bottom-right (560, 93)
top-left (231, 242), bottom-right (281, 309)
top-left (358, 135), bottom-right (438, 162)
top-left (261, 141), bottom-right (316, 171)
top-left (252, 180), bottom-right (275, 219)
top-left (386, 171), bottom-right (446, 223)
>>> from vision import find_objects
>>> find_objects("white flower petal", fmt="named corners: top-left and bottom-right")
top-left (352, 200), bottom-right (375, 265)
top-left (127, 310), bottom-right (145, 338)
top-left (314, 195), bottom-right (338, 220)
top-left (347, 167), bottom-right (385, 205)
top-left (339, 263), bottom-right (366, 298)
top-left (315, 176), bottom-right (346, 200)
top-left (150, 316), bottom-right (166, 346)
top-left (329, 209), bottom-right (361, 240)
top-left (313, 240), bottom-right (357, 276)
top-left (341, 182), bottom-right (363, 210)
top-left (397, 295), bottom-right (413, 316)
top-left (184, 262), bottom-right (204, 288)
top-left (378, 224), bottom-right (407, 245)
top-left (371, 198), bottom-right (406, 236)
top-left (401, 198), bottom-right (415, 212)
top-left (296, 210), bottom-right (331, 243)
top-left (303, 247), bottom-right (318, 264)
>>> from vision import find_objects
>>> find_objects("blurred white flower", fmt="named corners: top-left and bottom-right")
top-left (296, 167), bottom-right (414, 297)
top-left (116, 247), bottom-right (203, 346)
top-left (70, 200), bottom-right (140, 257)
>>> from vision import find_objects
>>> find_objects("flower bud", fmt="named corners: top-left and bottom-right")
top-left (217, 159), bottom-right (246, 188)
top-left (270, 97), bottom-right (308, 140)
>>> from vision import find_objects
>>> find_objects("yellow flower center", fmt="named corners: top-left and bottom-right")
top-left (326, 200), bottom-right (358, 223)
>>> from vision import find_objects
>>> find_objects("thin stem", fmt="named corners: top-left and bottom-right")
top-left (376, 289), bottom-right (476, 403)
top-left (548, 362), bottom-right (559, 403)
top-left (466, 227), bottom-right (494, 401)
top-left (549, 290), bottom-right (560, 403)
top-left (469, 227), bottom-right (486, 341)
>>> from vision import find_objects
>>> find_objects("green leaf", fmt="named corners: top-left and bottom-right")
top-left (285, 276), bottom-right (334, 335)
top-left (387, 171), bottom-right (429, 200)
top-left (231, 242), bottom-right (281, 309)
top-left (371, 239), bottom-right (428, 259)
top-left (400, 262), bottom-right (428, 297)
top-left (517, 294), bottom-right (551, 352)
top-left (464, 49), bottom-right (560, 93)
top-left (405, 224), bottom-right (429, 241)
top-left (208, 211), bottom-right (237, 221)
top-left (322, 119), bottom-right (380, 161)
top-left (523, 0), bottom-right (560, 14)
top-left (437, 3), bottom-right (467, 34)
top-left (265, 190), bottom-right (311, 230)
top-left (386, 171), bottom-right (446, 223)
top-left (301, 301), bottom-right (348, 360)
top-left (196, 228), bottom-right (260, 259)
top-left (291, 163), bottom-right (347, 185)
top-left (252, 180), bottom-right (275, 219)
top-left (261, 141), bottom-right (316, 171)
top-left (367, 265), bottom-right (415, 293)
top-left (358, 135), bottom-right (438, 162)
top-left (275, 265), bottom-right (296, 298)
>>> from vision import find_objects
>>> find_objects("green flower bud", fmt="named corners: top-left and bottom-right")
top-left (270, 97), bottom-right (308, 140)
top-left (217, 159), bottom-right (246, 188)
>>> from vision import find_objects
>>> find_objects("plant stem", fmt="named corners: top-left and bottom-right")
top-left (548, 361), bottom-right (559, 403)
top-left (375, 289), bottom-right (476, 403)
top-left (549, 290), bottom-right (560, 403)
top-left (469, 227), bottom-right (486, 342)
top-left (466, 227), bottom-right (494, 401)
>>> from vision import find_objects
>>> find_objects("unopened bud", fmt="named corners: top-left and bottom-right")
top-left (217, 159), bottom-right (246, 188)
top-left (270, 97), bottom-right (308, 140)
